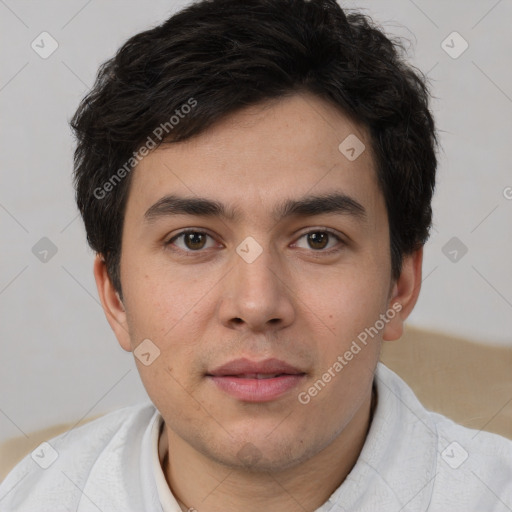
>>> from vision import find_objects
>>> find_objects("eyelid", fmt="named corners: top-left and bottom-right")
top-left (294, 226), bottom-right (344, 240)
top-left (165, 229), bottom-right (218, 251)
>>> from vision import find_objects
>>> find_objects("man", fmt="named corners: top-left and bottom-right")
top-left (1, 0), bottom-right (511, 510)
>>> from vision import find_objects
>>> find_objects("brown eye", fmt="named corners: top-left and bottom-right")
top-left (294, 230), bottom-right (343, 252)
top-left (183, 232), bottom-right (207, 250)
top-left (166, 230), bottom-right (215, 252)
top-left (307, 232), bottom-right (329, 250)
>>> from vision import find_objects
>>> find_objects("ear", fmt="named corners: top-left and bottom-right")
top-left (93, 253), bottom-right (132, 352)
top-left (382, 247), bottom-right (423, 342)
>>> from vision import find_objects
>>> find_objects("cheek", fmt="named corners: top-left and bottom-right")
top-left (138, 360), bottom-right (205, 425)
top-left (122, 259), bottom-right (210, 340)
top-left (298, 264), bottom-right (388, 339)
top-left (122, 264), bottom-right (210, 373)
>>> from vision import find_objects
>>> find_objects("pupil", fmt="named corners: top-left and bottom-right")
top-left (186, 232), bottom-right (205, 250)
top-left (309, 232), bottom-right (327, 249)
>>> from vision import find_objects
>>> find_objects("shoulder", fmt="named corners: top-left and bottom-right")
top-left (432, 411), bottom-right (512, 475)
top-left (432, 410), bottom-right (512, 461)
top-left (0, 402), bottom-right (157, 512)
top-left (374, 363), bottom-right (512, 510)
top-left (428, 403), bottom-right (512, 508)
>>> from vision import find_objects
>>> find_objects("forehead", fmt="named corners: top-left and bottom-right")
top-left (125, 92), bottom-right (383, 226)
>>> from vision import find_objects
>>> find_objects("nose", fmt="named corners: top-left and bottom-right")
top-left (217, 240), bottom-right (296, 333)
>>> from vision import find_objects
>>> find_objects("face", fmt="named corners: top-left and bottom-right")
top-left (96, 92), bottom-right (419, 472)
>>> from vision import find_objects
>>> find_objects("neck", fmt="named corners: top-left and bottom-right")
top-left (159, 386), bottom-right (376, 512)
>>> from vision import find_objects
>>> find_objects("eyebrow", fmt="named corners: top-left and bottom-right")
top-left (143, 192), bottom-right (367, 224)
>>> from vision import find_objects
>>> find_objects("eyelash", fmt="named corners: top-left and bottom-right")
top-left (164, 228), bottom-right (346, 256)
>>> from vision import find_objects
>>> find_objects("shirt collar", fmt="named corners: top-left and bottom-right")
top-left (150, 412), bottom-right (182, 511)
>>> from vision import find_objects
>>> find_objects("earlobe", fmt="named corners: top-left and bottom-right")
top-left (93, 254), bottom-right (132, 352)
top-left (382, 247), bottom-right (423, 342)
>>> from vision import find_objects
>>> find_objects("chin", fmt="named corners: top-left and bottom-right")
top-left (204, 432), bottom-right (322, 474)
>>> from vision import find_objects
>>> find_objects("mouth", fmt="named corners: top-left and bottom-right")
top-left (206, 358), bottom-right (306, 402)
top-left (222, 373), bottom-right (294, 379)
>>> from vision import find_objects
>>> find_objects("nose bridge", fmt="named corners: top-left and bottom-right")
top-left (236, 237), bottom-right (280, 286)
top-left (219, 235), bottom-right (295, 330)
top-left (234, 236), bottom-right (282, 300)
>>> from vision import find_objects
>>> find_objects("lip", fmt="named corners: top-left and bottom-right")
top-left (208, 357), bottom-right (304, 376)
top-left (206, 358), bottom-right (306, 402)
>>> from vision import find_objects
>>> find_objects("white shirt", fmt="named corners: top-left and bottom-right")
top-left (1, 363), bottom-right (511, 511)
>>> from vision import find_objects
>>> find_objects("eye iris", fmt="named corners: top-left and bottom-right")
top-left (185, 232), bottom-right (206, 250)
top-left (308, 232), bottom-right (328, 250)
